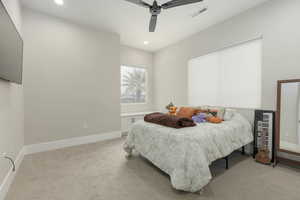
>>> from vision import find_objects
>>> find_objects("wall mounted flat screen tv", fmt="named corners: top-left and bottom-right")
top-left (0, 0), bottom-right (23, 84)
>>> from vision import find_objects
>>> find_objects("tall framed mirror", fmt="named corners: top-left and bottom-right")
top-left (276, 79), bottom-right (300, 162)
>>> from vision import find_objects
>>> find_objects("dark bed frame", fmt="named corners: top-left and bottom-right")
top-left (223, 146), bottom-right (245, 169)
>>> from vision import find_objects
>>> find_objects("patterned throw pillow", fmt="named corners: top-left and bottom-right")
top-left (208, 106), bottom-right (226, 120)
top-left (208, 109), bottom-right (218, 117)
top-left (195, 106), bottom-right (225, 120)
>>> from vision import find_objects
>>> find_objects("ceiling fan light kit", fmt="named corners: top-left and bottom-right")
top-left (125, 0), bottom-right (206, 32)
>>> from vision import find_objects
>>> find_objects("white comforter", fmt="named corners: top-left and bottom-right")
top-left (124, 113), bottom-right (253, 192)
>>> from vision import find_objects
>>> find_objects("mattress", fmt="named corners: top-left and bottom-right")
top-left (124, 113), bottom-right (253, 192)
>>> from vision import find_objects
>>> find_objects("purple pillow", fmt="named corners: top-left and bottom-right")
top-left (192, 113), bottom-right (207, 123)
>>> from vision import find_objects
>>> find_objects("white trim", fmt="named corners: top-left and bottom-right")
top-left (24, 131), bottom-right (122, 155)
top-left (0, 147), bottom-right (25, 200)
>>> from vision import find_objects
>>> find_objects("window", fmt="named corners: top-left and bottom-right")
top-left (121, 65), bottom-right (146, 104)
top-left (188, 39), bottom-right (262, 108)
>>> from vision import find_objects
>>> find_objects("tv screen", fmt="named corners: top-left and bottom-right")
top-left (0, 0), bottom-right (23, 84)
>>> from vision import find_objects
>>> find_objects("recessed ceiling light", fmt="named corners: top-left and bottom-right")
top-left (143, 41), bottom-right (149, 45)
top-left (54, 0), bottom-right (64, 6)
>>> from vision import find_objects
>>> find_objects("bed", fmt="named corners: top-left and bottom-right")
top-left (124, 112), bottom-right (253, 192)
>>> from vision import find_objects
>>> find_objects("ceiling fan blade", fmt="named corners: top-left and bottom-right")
top-left (149, 15), bottom-right (157, 32)
top-left (124, 0), bottom-right (151, 8)
top-left (191, 7), bottom-right (207, 17)
top-left (162, 0), bottom-right (203, 9)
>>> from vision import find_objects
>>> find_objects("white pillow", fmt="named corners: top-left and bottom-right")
top-left (223, 109), bottom-right (236, 121)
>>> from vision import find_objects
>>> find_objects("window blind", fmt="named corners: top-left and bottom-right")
top-left (188, 39), bottom-right (262, 108)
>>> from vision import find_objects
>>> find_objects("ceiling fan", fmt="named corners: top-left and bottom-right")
top-left (125, 0), bottom-right (205, 32)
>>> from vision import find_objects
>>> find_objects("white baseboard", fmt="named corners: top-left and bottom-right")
top-left (24, 131), bottom-right (122, 155)
top-left (0, 148), bottom-right (25, 200)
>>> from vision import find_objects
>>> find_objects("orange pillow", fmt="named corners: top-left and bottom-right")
top-left (207, 116), bottom-right (222, 124)
top-left (176, 107), bottom-right (197, 119)
top-left (194, 109), bottom-right (209, 115)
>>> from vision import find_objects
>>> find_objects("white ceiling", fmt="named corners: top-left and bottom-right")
top-left (21, 0), bottom-right (269, 52)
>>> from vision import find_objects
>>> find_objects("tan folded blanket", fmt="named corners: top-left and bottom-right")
top-left (144, 112), bottom-right (196, 129)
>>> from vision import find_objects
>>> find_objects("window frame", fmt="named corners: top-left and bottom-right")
top-left (120, 65), bottom-right (148, 105)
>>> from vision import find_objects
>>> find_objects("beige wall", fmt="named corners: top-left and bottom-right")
top-left (154, 0), bottom-right (300, 111)
top-left (120, 45), bottom-right (154, 113)
top-left (0, 0), bottom-right (24, 189)
top-left (23, 9), bottom-right (121, 145)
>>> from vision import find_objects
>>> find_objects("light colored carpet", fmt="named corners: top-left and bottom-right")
top-left (5, 138), bottom-right (300, 200)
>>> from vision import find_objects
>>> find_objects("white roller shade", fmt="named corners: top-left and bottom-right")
top-left (188, 39), bottom-right (262, 108)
